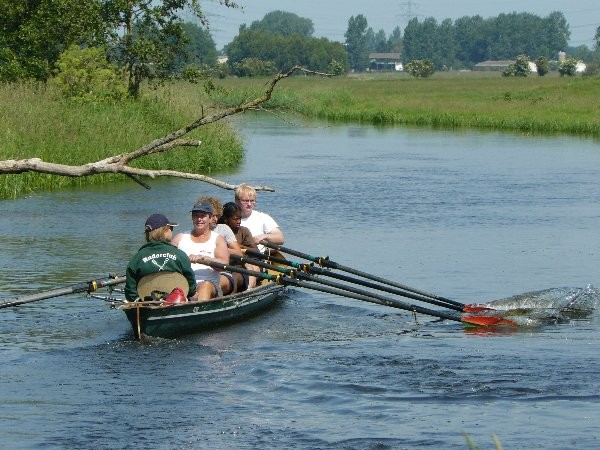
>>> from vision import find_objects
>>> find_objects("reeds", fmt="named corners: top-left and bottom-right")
top-left (0, 82), bottom-right (243, 199)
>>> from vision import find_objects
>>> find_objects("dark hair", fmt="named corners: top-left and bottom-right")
top-left (218, 202), bottom-right (241, 224)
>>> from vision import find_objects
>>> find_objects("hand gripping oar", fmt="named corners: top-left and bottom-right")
top-left (205, 260), bottom-right (511, 327)
top-left (0, 275), bottom-right (126, 309)
top-left (244, 250), bottom-right (466, 312)
top-left (260, 242), bottom-right (491, 313)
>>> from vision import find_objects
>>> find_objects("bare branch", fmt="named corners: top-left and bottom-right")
top-left (0, 66), bottom-right (329, 192)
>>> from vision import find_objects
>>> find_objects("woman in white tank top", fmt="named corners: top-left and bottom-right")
top-left (171, 202), bottom-right (229, 301)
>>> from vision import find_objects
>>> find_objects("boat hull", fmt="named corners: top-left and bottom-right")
top-left (121, 282), bottom-right (286, 339)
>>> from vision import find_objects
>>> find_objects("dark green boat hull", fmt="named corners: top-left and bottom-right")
top-left (122, 283), bottom-right (285, 339)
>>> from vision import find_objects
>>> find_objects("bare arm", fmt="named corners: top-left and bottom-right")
top-left (171, 233), bottom-right (183, 246)
top-left (254, 227), bottom-right (284, 245)
top-left (228, 239), bottom-right (243, 257)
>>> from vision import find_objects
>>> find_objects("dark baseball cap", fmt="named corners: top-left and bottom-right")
top-left (144, 214), bottom-right (178, 231)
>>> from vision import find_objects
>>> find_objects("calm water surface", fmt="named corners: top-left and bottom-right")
top-left (1, 117), bottom-right (599, 449)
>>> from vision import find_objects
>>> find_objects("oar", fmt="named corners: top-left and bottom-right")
top-left (244, 250), bottom-right (467, 312)
top-left (204, 260), bottom-right (512, 327)
top-left (0, 275), bottom-right (126, 310)
top-left (232, 250), bottom-right (465, 312)
top-left (260, 242), bottom-right (490, 313)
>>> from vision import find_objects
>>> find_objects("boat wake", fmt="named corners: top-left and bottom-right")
top-left (480, 285), bottom-right (599, 327)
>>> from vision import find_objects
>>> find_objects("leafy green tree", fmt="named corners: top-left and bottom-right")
top-left (175, 22), bottom-right (218, 69)
top-left (0, 0), bottom-right (106, 81)
top-left (247, 10), bottom-right (314, 37)
top-left (226, 28), bottom-right (346, 75)
top-left (405, 59), bottom-right (435, 78)
top-left (567, 45), bottom-right (594, 63)
top-left (387, 26), bottom-right (403, 53)
top-left (103, 0), bottom-right (214, 96)
top-left (50, 45), bottom-right (127, 101)
top-left (453, 15), bottom-right (489, 66)
top-left (345, 14), bottom-right (369, 72)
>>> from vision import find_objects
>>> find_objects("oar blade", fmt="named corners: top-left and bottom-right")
top-left (461, 315), bottom-right (518, 327)
top-left (463, 304), bottom-right (495, 313)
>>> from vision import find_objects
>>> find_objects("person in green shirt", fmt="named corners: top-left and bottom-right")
top-left (124, 214), bottom-right (197, 301)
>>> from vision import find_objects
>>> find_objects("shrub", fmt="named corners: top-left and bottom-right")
top-left (536, 56), bottom-right (549, 76)
top-left (328, 59), bottom-right (346, 76)
top-left (558, 58), bottom-right (578, 77)
top-left (503, 54), bottom-right (530, 77)
top-left (50, 45), bottom-right (127, 101)
top-left (405, 59), bottom-right (435, 78)
top-left (232, 58), bottom-right (278, 77)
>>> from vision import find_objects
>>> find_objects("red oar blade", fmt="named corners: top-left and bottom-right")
top-left (461, 315), bottom-right (518, 327)
top-left (463, 304), bottom-right (495, 313)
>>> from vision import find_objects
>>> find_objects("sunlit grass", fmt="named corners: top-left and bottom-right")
top-left (3, 71), bottom-right (600, 198)
top-left (216, 72), bottom-right (600, 135)
top-left (0, 82), bottom-right (243, 199)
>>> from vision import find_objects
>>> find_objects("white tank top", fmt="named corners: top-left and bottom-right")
top-left (177, 231), bottom-right (220, 287)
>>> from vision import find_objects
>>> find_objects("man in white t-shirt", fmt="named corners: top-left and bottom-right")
top-left (234, 183), bottom-right (284, 251)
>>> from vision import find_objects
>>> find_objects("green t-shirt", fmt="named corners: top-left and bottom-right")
top-left (124, 240), bottom-right (197, 300)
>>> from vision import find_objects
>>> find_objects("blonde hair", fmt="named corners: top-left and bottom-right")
top-left (234, 183), bottom-right (256, 200)
top-left (145, 225), bottom-right (170, 242)
top-left (196, 196), bottom-right (223, 217)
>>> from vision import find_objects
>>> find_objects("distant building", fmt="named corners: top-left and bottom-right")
top-left (217, 55), bottom-right (229, 64)
top-left (368, 53), bottom-right (403, 71)
top-left (473, 60), bottom-right (514, 71)
top-left (474, 60), bottom-right (536, 72)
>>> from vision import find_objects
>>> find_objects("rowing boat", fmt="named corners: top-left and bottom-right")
top-left (120, 281), bottom-right (286, 339)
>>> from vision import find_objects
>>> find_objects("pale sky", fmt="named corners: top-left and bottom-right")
top-left (201, 0), bottom-right (599, 51)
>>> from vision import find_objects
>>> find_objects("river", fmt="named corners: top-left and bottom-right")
top-left (1, 116), bottom-right (599, 449)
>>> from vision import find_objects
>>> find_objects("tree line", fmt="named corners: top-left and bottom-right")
top-left (2, 2), bottom-right (600, 95)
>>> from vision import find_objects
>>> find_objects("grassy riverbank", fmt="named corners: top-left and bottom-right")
top-left (3, 72), bottom-right (599, 199)
top-left (0, 83), bottom-right (243, 199)
top-left (216, 71), bottom-right (600, 135)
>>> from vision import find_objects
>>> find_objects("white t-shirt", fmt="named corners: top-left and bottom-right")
top-left (241, 210), bottom-right (279, 237)
top-left (241, 210), bottom-right (279, 252)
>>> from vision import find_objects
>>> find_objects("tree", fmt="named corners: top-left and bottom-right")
top-left (226, 28), bottom-right (346, 75)
top-left (387, 26), bottom-right (403, 53)
top-left (246, 10), bottom-right (314, 38)
top-left (175, 22), bottom-right (218, 70)
top-left (0, 0), bottom-right (106, 81)
top-left (345, 15), bottom-right (369, 72)
top-left (50, 45), bottom-right (127, 101)
top-left (103, 0), bottom-right (216, 97)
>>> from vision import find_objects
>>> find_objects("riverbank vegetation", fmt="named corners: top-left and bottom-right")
top-left (216, 72), bottom-right (600, 135)
top-left (2, 71), bottom-right (599, 199)
top-left (0, 82), bottom-right (243, 199)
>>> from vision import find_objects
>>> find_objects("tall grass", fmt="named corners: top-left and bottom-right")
top-left (3, 72), bottom-right (600, 198)
top-left (215, 72), bottom-right (600, 136)
top-left (0, 82), bottom-right (243, 199)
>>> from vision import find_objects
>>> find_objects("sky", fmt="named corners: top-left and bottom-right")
top-left (200, 0), bottom-right (599, 51)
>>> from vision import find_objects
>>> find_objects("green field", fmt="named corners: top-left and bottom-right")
top-left (216, 71), bottom-right (600, 135)
top-left (2, 72), bottom-right (599, 199)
